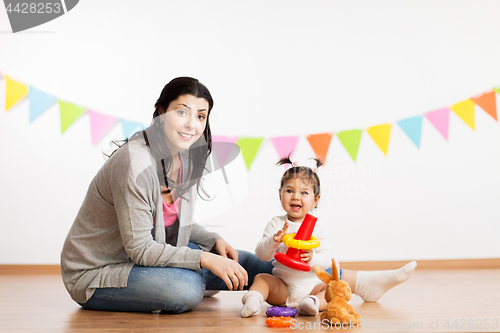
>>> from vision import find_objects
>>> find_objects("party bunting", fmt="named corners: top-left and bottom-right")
top-left (120, 119), bottom-right (145, 139)
top-left (336, 130), bottom-right (363, 162)
top-left (212, 136), bottom-right (239, 168)
top-left (425, 108), bottom-right (449, 140)
top-left (471, 90), bottom-right (497, 121)
top-left (59, 99), bottom-right (86, 134)
top-left (6, 76), bottom-right (29, 111)
top-left (237, 137), bottom-right (264, 170)
top-left (397, 115), bottom-right (423, 149)
top-left (88, 110), bottom-right (118, 145)
top-left (28, 87), bottom-right (57, 123)
top-left (306, 133), bottom-right (333, 162)
top-left (271, 136), bottom-right (300, 160)
top-left (450, 99), bottom-right (475, 130)
top-left (2, 72), bottom-right (499, 169)
top-left (367, 124), bottom-right (391, 156)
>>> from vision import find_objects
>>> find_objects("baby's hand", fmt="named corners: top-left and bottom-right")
top-left (300, 250), bottom-right (314, 263)
top-left (273, 221), bottom-right (289, 243)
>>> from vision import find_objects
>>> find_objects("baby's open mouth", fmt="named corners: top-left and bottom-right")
top-left (290, 204), bottom-right (301, 211)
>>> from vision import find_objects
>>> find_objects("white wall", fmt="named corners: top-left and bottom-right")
top-left (0, 0), bottom-right (499, 264)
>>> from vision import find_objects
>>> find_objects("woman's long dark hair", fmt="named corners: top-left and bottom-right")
top-left (109, 77), bottom-right (213, 199)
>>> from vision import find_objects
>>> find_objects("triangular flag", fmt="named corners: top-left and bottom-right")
top-left (120, 119), bottom-right (145, 139)
top-left (450, 99), bottom-right (475, 130)
top-left (366, 124), bottom-right (391, 156)
top-left (336, 130), bottom-right (362, 162)
top-left (271, 136), bottom-right (300, 159)
top-left (59, 99), bottom-right (86, 134)
top-left (88, 110), bottom-right (118, 145)
top-left (212, 136), bottom-right (239, 167)
top-left (237, 137), bottom-right (264, 170)
top-left (28, 87), bottom-right (57, 122)
top-left (306, 133), bottom-right (333, 162)
top-left (6, 76), bottom-right (29, 111)
top-left (397, 115), bottom-right (423, 148)
top-left (213, 136), bottom-right (238, 143)
top-left (471, 90), bottom-right (497, 121)
top-left (425, 108), bottom-right (449, 140)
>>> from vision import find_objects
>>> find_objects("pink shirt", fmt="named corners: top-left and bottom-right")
top-left (162, 159), bottom-right (182, 227)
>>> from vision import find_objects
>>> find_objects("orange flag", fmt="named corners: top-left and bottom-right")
top-left (306, 133), bottom-right (333, 163)
top-left (471, 90), bottom-right (497, 121)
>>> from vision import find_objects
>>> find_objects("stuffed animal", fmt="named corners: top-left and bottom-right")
top-left (314, 259), bottom-right (361, 326)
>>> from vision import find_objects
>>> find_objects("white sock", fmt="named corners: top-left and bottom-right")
top-left (354, 261), bottom-right (417, 302)
top-left (241, 290), bottom-right (264, 318)
top-left (297, 295), bottom-right (319, 316)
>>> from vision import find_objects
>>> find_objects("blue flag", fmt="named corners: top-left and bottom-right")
top-left (397, 116), bottom-right (423, 149)
top-left (29, 87), bottom-right (57, 123)
top-left (120, 119), bottom-right (145, 139)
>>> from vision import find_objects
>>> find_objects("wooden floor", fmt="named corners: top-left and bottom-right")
top-left (0, 268), bottom-right (499, 332)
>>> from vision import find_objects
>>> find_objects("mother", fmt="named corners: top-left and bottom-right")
top-left (61, 77), bottom-right (273, 313)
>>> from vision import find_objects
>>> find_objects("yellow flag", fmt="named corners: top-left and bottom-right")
top-left (6, 76), bottom-right (29, 111)
top-left (367, 124), bottom-right (392, 156)
top-left (450, 99), bottom-right (475, 130)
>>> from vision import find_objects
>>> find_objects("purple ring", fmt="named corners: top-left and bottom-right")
top-left (266, 306), bottom-right (298, 317)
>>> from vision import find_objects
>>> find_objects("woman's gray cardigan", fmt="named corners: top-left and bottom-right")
top-left (60, 138), bottom-right (220, 304)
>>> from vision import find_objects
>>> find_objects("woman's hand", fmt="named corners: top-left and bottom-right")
top-left (200, 252), bottom-right (248, 290)
top-left (273, 221), bottom-right (289, 243)
top-left (300, 250), bottom-right (314, 263)
top-left (212, 238), bottom-right (239, 262)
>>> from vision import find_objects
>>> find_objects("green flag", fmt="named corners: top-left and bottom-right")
top-left (336, 129), bottom-right (363, 162)
top-left (237, 137), bottom-right (264, 170)
top-left (59, 99), bottom-right (86, 134)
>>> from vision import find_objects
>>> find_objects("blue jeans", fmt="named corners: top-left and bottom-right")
top-left (79, 245), bottom-right (274, 313)
top-left (79, 244), bottom-right (338, 313)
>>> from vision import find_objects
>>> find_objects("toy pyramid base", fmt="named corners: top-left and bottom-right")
top-left (274, 252), bottom-right (311, 272)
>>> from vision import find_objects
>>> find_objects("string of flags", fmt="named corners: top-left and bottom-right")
top-left (217, 88), bottom-right (498, 169)
top-left (3, 73), bottom-right (145, 144)
top-left (2, 72), bottom-right (499, 170)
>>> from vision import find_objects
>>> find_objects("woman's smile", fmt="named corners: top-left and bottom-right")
top-left (178, 132), bottom-right (195, 140)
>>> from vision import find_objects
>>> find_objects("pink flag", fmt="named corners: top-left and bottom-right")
top-left (271, 136), bottom-right (300, 159)
top-left (212, 135), bottom-right (238, 167)
top-left (425, 108), bottom-right (449, 140)
top-left (88, 110), bottom-right (118, 145)
top-left (212, 135), bottom-right (238, 143)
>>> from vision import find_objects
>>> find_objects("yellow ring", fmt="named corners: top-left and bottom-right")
top-left (282, 233), bottom-right (320, 250)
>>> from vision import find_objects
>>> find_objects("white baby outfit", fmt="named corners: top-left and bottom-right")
top-left (255, 215), bottom-right (333, 306)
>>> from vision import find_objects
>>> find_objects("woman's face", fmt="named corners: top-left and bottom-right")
top-left (160, 94), bottom-right (209, 154)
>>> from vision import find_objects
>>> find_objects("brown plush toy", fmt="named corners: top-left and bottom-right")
top-left (314, 259), bottom-right (361, 326)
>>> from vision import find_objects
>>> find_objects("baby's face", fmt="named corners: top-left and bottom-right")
top-left (280, 177), bottom-right (320, 223)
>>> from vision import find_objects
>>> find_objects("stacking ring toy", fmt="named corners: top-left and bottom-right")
top-left (265, 316), bottom-right (294, 327)
top-left (266, 306), bottom-right (298, 317)
top-left (282, 234), bottom-right (320, 251)
top-left (274, 214), bottom-right (320, 272)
